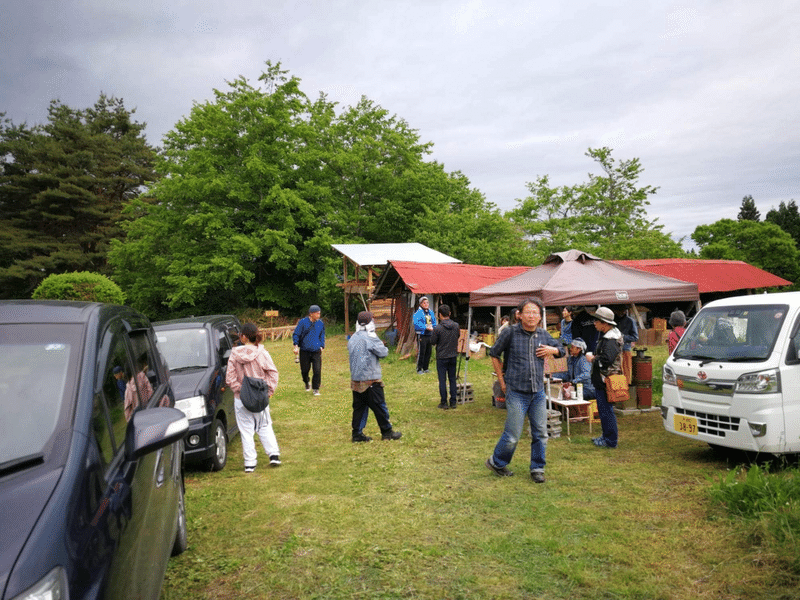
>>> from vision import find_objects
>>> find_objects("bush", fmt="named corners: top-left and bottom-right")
top-left (32, 272), bottom-right (126, 305)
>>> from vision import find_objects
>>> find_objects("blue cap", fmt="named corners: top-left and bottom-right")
top-left (309, 305), bottom-right (321, 314)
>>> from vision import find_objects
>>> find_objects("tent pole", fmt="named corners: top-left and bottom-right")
top-left (463, 306), bottom-right (472, 403)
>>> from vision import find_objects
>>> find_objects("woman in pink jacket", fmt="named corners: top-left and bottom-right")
top-left (226, 322), bottom-right (281, 472)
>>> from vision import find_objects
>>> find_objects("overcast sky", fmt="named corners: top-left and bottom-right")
top-left (2, 0), bottom-right (798, 249)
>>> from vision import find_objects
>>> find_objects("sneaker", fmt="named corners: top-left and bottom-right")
top-left (382, 430), bottom-right (402, 441)
top-left (530, 471), bottom-right (546, 484)
top-left (352, 433), bottom-right (372, 443)
top-left (313, 389), bottom-right (321, 396)
top-left (485, 458), bottom-right (514, 477)
top-left (423, 369), bottom-right (430, 374)
top-left (417, 370), bottom-right (424, 375)
top-left (244, 466), bottom-right (256, 473)
top-left (269, 455), bottom-right (281, 466)
top-left (305, 382), bottom-right (312, 392)
top-left (593, 437), bottom-right (616, 448)
top-left (449, 403), bottom-right (457, 409)
top-left (437, 402), bottom-right (448, 410)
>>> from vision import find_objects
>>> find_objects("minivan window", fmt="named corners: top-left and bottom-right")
top-left (157, 328), bottom-right (211, 370)
top-left (0, 324), bottom-right (82, 465)
top-left (674, 304), bottom-right (788, 362)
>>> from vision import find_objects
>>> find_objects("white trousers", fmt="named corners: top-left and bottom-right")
top-left (234, 396), bottom-right (280, 467)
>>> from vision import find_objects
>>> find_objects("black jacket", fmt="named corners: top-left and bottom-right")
top-left (431, 319), bottom-right (460, 360)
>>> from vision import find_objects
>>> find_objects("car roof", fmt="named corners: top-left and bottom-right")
top-left (153, 314), bottom-right (240, 329)
top-left (705, 291), bottom-right (800, 309)
top-left (0, 300), bottom-right (146, 326)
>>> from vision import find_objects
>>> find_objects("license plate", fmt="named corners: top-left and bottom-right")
top-left (674, 414), bottom-right (698, 436)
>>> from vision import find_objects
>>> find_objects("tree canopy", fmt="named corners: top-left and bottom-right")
top-left (0, 95), bottom-right (158, 298)
top-left (508, 147), bottom-right (686, 262)
top-left (737, 195), bottom-right (761, 221)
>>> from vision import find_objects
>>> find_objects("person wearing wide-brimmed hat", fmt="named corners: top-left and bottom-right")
top-left (587, 306), bottom-right (623, 448)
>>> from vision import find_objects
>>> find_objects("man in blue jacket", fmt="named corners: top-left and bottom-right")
top-left (413, 296), bottom-right (437, 374)
top-left (293, 304), bottom-right (325, 395)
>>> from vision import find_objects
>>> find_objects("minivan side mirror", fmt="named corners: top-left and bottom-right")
top-left (126, 407), bottom-right (189, 461)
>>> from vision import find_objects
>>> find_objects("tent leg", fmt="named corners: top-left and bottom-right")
top-left (463, 307), bottom-right (472, 403)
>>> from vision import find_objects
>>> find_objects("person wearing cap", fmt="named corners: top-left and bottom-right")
top-left (486, 297), bottom-right (564, 483)
top-left (113, 365), bottom-right (127, 401)
top-left (430, 304), bottom-right (461, 409)
top-left (587, 306), bottom-right (623, 448)
top-left (292, 304), bottom-right (325, 395)
top-left (562, 338), bottom-right (595, 400)
top-left (348, 311), bottom-right (402, 443)
top-left (413, 296), bottom-right (437, 374)
top-left (667, 309), bottom-right (687, 354)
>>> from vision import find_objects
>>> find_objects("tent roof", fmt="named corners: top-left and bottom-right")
top-left (373, 261), bottom-right (530, 297)
top-left (613, 258), bottom-right (792, 293)
top-left (331, 243), bottom-right (460, 267)
top-left (469, 250), bottom-right (699, 307)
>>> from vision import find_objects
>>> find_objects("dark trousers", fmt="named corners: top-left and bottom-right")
top-left (437, 356), bottom-right (457, 406)
top-left (352, 384), bottom-right (393, 436)
top-left (416, 334), bottom-right (433, 371)
top-left (299, 350), bottom-right (322, 389)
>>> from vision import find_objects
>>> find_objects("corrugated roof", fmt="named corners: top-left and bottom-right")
top-left (373, 261), bottom-right (530, 296)
top-left (332, 243), bottom-right (460, 267)
top-left (613, 258), bottom-right (792, 293)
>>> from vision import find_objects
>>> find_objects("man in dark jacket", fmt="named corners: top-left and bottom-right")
top-left (430, 304), bottom-right (461, 409)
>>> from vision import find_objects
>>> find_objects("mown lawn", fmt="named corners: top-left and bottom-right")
top-left (161, 333), bottom-right (796, 600)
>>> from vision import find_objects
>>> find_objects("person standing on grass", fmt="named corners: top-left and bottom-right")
top-left (293, 304), bottom-right (325, 396)
top-left (612, 305), bottom-right (639, 385)
top-left (348, 311), bottom-right (402, 443)
top-left (413, 296), bottom-right (437, 374)
top-left (486, 297), bottom-right (564, 483)
top-left (587, 307), bottom-right (623, 449)
top-left (226, 322), bottom-right (281, 472)
top-left (430, 304), bottom-right (460, 409)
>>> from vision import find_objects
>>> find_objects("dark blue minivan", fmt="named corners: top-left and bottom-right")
top-left (0, 301), bottom-right (189, 600)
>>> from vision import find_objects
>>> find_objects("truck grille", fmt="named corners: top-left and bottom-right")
top-left (676, 408), bottom-right (741, 437)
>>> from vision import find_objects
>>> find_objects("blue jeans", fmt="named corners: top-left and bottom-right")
top-left (437, 356), bottom-right (457, 406)
top-left (491, 387), bottom-right (547, 473)
top-left (595, 385), bottom-right (618, 447)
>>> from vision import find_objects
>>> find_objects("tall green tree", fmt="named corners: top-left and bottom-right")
top-left (0, 96), bottom-right (158, 298)
top-left (765, 199), bottom-right (800, 247)
top-left (110, 63), bottom-right (335, 317)
top-left (737, 194), bottom-right (760, 221)
top-left (508, 147), bottom-right (686, 261)
top-left (692, 218), bottom-right (799, 284)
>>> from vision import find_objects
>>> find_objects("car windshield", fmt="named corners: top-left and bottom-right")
top-left (0, 324), bottom-right (82, 466)
top-left (674, 304), bottom-right (788, 362)
top-left (156, 328), bottom-right (211, 370)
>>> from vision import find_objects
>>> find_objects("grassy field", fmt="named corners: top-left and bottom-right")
top-left (161, 333), bottom-right (797, 600)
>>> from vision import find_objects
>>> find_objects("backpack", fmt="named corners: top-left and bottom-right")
top-left (240, 375), bottom-right (270, 412)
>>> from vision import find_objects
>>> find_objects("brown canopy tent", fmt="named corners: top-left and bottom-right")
top-left (469, 249), bottom-right (700, 308)
top-left (462, 250), bottom-right (700, 394)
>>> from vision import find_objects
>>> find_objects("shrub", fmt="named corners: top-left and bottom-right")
top-left (32, 272), bottom-right (126, 305)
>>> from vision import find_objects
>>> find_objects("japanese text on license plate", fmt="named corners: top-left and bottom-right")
top-left (674, 414), bottom-right (698, 436)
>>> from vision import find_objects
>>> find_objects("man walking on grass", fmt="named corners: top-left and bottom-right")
top-left (293, 304), bottom-right (325, 395)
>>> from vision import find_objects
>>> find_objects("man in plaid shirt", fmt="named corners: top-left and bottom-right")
top-left (485, 298), bottom-right (564, 483)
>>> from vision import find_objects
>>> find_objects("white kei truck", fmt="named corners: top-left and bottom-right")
top-left (662, 291), bottom-right (800, 455)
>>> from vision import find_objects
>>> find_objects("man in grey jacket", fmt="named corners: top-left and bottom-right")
top-left (348, 311), bottom-right (402, 443)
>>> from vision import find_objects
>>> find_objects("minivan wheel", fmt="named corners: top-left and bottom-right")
top-left (171, 480), bottom-right (188, 556)
top-left (208, 418), bottom-right (227, 471)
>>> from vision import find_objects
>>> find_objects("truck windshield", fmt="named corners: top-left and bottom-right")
top-left (674, 304), bottom-right (788, 362)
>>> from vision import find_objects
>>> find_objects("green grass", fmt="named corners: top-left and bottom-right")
top-left (161, 335), bottom-right (798, 600)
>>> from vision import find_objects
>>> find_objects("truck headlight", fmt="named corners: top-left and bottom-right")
top-left (174, 395), bottom-right (208, 420)
top-left (663, 365), bottom-right (676, 386)
top-left (735, 369), bottom-right (780, 394)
